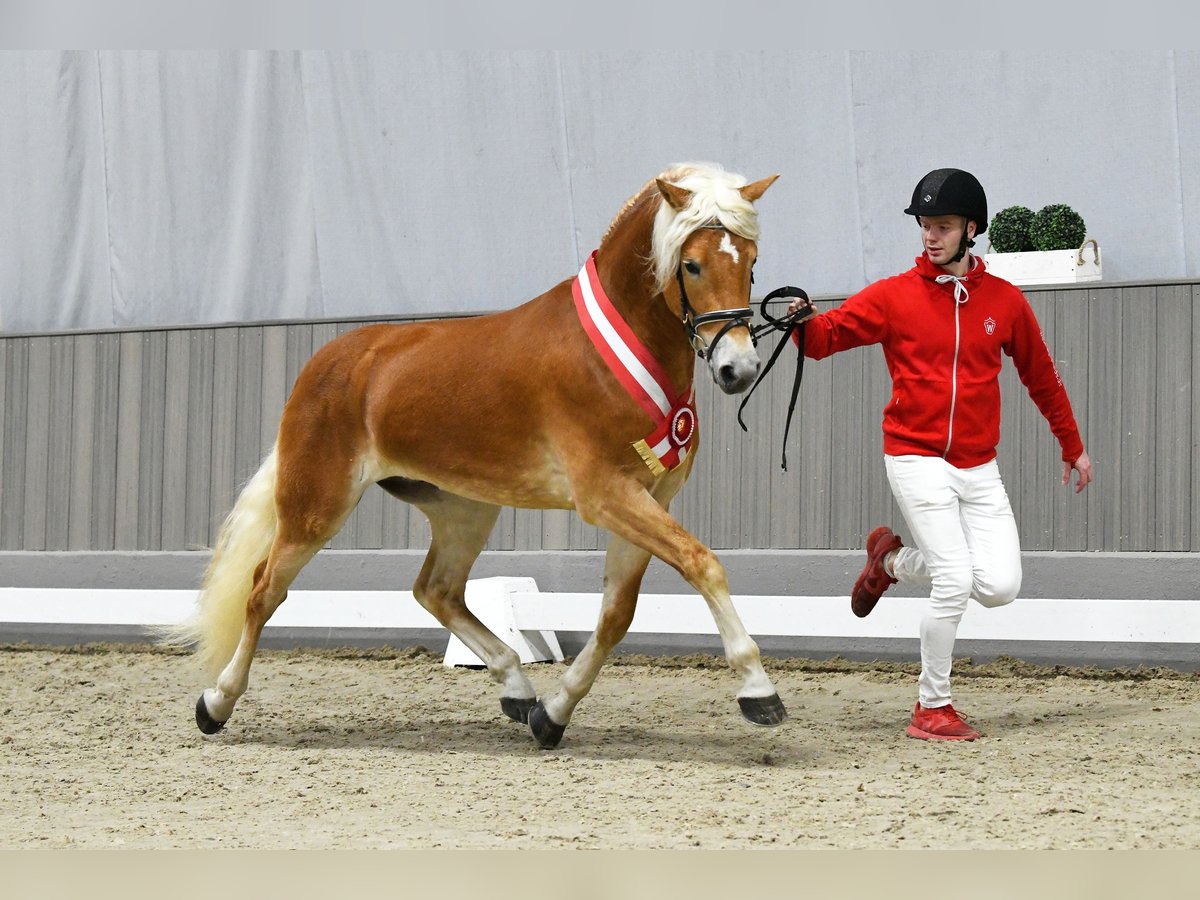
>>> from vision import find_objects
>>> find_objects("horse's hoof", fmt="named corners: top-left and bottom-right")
top-left (195, 694), bottom-right (227, 735)
top-left (738, 693), bottom-right (787, 727)
top-left (501, 696), bottom-right (536, 724)
top-left (528, 700), bottom-right (567, 749)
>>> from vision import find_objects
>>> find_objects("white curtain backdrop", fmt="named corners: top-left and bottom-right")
top-left (1, 50), bottom-right (1196, 333)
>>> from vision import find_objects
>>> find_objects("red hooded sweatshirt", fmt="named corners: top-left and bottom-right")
top-left (798, 254), bottom-right (1084, 468)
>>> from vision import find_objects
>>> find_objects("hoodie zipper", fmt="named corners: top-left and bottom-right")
top-left (944, 301), bottom-right (961, 458)
top-left (933, 264), bottom-right (974, 459)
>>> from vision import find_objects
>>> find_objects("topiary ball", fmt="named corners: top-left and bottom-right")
top-left (1029, 204), bottom-right (1087, 252)
top-left (988, 205), bottom-right (1036, 253)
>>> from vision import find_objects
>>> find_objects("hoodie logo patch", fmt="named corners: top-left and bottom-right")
top-left (984, 317), bottom-right (996, 335)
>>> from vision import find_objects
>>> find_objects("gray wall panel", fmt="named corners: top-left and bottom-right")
top-left (1121, 287), bottom-right (1156, 551)
top-left (21, 337), bottom-right (51, 550)
top-left (183, 330), bottom-right (215, 551)
top-left (136, 330), bottom-right (167, 550)
top-left (827, 338), bottom-right (867, 549)
top-left (794, 335), bottom-right (833, 549)
top-left (1193, 285), bottom-right (1200, 554)
top-left (1156, 284), bottom-right (1191, 550)
top-left (1085, 291), bottom-right (1122, 551)
top-left (162, 330), bottom-right (192, 550)
top-left (208, 329), bottom-right (240, 543)
top-left (744, 356), bottom-right (775, 547)
top-left (1010, 294), bottom-right (1057, 548)
top-left (0, 340), bottom-right (6, 546)
top-left (45, 337), bottom-right (74, 550)
top-left (1048, 291), bottom-right (1090, 550)
top-left (67, 335), bottom-right (96, 550)
top-left (0, 282), bottom-right (1194, 557)
top-left (113, 333), bottom-right (142, 549)
top-left (88, 334), bottom-right (120, 550)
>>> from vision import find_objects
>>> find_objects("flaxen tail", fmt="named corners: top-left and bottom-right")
top-left (157, 448), bottom-right (279, 680)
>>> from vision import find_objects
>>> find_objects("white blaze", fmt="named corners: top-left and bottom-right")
top-left (719, 232), bottom-right (739, 263)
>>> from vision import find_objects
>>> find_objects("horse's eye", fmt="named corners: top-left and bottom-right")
top-left (684, 260), bottom-right (701, 276)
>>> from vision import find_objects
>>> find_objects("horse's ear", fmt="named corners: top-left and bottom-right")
top-left (739, 174), bottom-right (780, 203)
top-left (656, 178), bottom-right (693, 211)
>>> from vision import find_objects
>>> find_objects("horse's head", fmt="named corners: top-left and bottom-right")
top-left (652, 166), bottom-right (779, 395)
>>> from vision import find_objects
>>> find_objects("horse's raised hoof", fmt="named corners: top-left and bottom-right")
top-left (195, 694), bottom-right (228, 735)
top-left (738, 693), bottom-right (787, 727)
top-left (501, 696), bottom-right (536, 724)
top-left (528, 700), bottom-right (567, 749)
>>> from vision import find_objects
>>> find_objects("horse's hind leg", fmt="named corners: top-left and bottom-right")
top-left (194, 450), bottom-right (369, 733)
top-left (409, 492), bottom-right (538, 723)
top-left (528, 534), bottom-right (649, 748)
top-left (197, 536), bottom-right (325, 732)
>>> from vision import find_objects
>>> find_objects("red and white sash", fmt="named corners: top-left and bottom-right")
top-left (572, 251), bottom-right (697, 476)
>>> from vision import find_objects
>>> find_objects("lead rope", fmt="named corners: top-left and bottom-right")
top-left (737, 285), bottom-right (813, 471)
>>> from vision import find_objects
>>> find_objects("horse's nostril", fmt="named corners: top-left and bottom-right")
top-left (719, 364), bottom-right (737, 384)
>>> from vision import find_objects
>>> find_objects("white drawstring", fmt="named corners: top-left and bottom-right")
top-left (935, 273), bottom-right (970, 305)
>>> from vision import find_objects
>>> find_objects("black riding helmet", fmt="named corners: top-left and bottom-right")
top-left (904, 168), bottom-right (988, 263)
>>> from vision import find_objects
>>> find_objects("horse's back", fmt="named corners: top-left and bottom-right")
top-left (304, 280), bottom-right (575, 372)
top-left (280, 281), bottom-right (585, 504)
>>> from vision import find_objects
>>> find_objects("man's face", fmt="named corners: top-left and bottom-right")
top-left (919, 215), bottom-right (976, 266)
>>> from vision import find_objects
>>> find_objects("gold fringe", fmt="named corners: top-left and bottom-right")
top-left (632, 439), bottom-right (667, 476)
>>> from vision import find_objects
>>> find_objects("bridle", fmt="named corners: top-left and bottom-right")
top-left (674, 221), bottom-right (757, 362)
top-left (673, 220), bottom-right (813, 471)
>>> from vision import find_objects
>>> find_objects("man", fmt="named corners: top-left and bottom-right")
top-left (789, 168), bottom-right (1093, 741)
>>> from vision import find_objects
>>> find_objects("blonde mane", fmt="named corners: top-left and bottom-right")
top-left (651, 163), bottom-right (761, 293)
top-left (600, 163), bottom-right (763, 294)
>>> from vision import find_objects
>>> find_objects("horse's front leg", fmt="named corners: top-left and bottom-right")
top-left (530, 476), bottom-right (785, 748)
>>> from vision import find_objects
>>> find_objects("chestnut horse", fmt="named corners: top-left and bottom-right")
top-left (166, 163), bottom-right (787, 748)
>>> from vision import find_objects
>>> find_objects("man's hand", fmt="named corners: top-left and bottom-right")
top-left (1063, 450), bottom-right (1093, 493)
top-left (786, 296), bottom-right (817, 323)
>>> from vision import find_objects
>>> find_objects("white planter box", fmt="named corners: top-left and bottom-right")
top-left (984, 238), bottom-right (1102, 286)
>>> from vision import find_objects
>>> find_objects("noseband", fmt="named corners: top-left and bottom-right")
top-left (675, 222), bottom-right (756, 361)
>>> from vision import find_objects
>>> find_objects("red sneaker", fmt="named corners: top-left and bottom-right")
top-left (851, 526), bottom-right (902, 617)
top-left (906, 702), bottom-right (981, 741)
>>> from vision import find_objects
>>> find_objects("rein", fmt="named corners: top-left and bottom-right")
top-left (737, 286), bottom-right (813, 472)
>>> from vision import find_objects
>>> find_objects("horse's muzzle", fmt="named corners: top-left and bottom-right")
top-left (713, 354), bottom-right (760, 394)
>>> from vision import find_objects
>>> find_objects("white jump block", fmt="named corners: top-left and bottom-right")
top-left (442, 577), bottom-right (564, 668)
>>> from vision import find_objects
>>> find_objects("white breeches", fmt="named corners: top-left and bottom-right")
top-left (885, 454), bottom-right (1022, 708)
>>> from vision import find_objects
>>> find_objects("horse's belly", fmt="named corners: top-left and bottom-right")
top-left (375, 443), bottom-right (576, 511)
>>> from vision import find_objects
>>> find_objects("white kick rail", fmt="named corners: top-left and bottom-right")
top-left (1, 576), bottom-right (1197, 667)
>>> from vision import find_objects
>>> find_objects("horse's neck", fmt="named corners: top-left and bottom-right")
top-left (595, 212), bottom-right (696, 392)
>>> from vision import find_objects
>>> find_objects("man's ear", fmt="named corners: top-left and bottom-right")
top-left (966, 218), bottom-right (977, 241)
